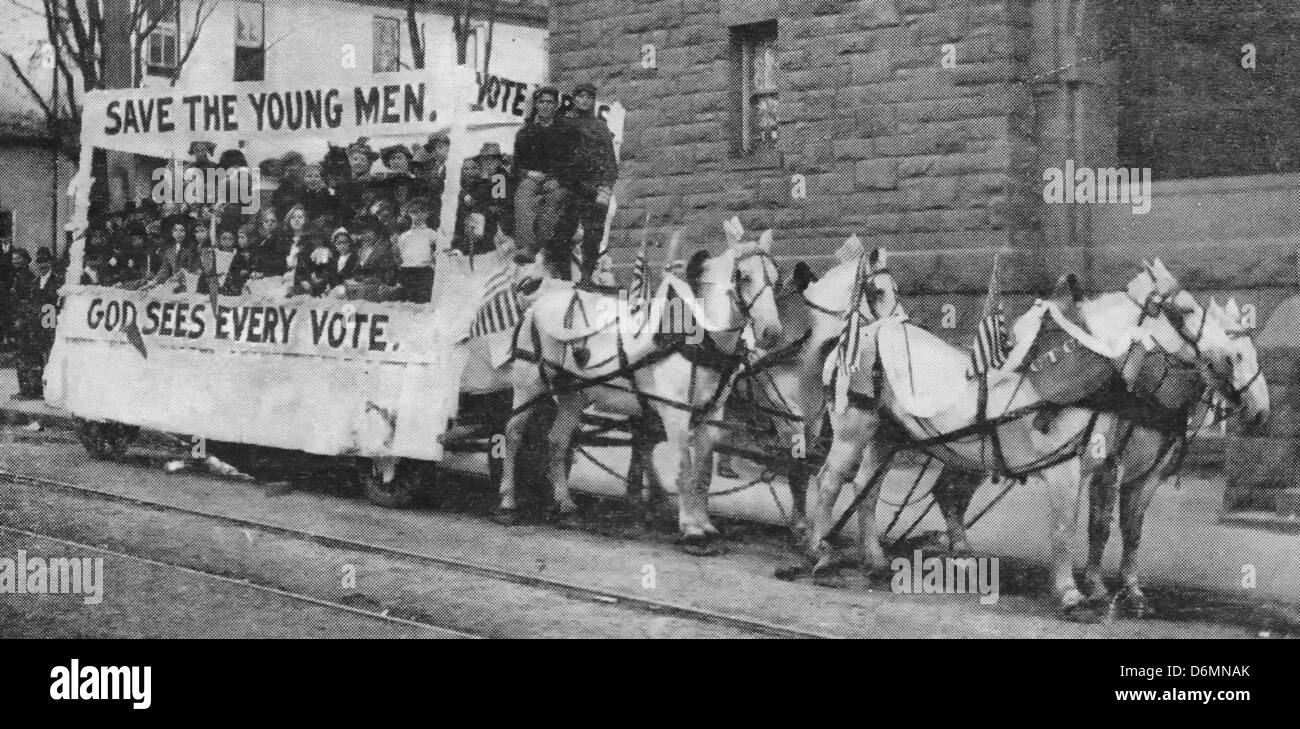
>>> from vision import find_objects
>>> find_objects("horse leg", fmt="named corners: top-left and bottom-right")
top-left (495, 373), bottom-right (545, 524)
top-left (1083, 455), bottom-right (1120, 601)
top-left (1038, 459), bottom-right (1087, 611)
top-left (930, 468), bottom-right (980, 556)
top-left (846, 430), bottom-right (891, 574)
top-left (1117, 447), bottom-right (1168, 617)
top-left (677, 415), bottom-right (725, 551)
top-left (545, 389), bottom-right (585, 525)
top-left (808, 409), bottom-right (877, 571)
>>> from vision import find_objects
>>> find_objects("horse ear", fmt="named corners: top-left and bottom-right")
top-left (756, 229), bottom-right (773, 252)
top-left (685, 249), bottom-right (711, 286)
top-left (835, 234), bottom-right (863, 263)
top-left (869, 247), bottom-right (888, 269)
top-left (792, 261), bottom-right (817, 292)
top-left (1226, 297), bottom-right (1242, 323)
top-left (1207, 297), bottom-right (1223, 323)
top-left (723, 216), bottom-right (744, 248)
top-left (663, 229), bottom-right (683, 268)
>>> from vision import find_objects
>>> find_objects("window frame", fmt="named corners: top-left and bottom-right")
top-left (233, 0), bottom-right (266, 82)
top-left (372, 16), bottom-right (403, 73)
top-left (144, 0), bottom-right (181, 77)
top-left (731, 21), bottom-right (779, 164)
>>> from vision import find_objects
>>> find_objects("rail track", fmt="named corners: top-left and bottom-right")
top-left (0, 467), bottom-right (838, 639)
top-left (0, 524), bottom-right (479, 639)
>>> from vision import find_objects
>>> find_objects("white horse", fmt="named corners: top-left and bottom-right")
top-left (708, 239), bottom-right (903, 541)
top-left (498, 228), bottom-right (784, 552)
top-left (808, 259), bottom-right (1268, 612)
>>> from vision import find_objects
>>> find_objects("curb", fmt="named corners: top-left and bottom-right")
top-left (0, 402), bottom-right (80, 431)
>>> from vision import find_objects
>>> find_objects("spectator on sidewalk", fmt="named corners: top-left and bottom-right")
top-left (12, 248), bottom-right (58, 400)
top-left (1, 230), bottom-right (17, 347)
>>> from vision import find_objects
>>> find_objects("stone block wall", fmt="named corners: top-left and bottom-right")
top-left (549, 0), bottom-right (1043, 295)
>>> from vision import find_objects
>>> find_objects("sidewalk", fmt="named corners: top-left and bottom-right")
top-left (0, 366), bottom-right (78, 430)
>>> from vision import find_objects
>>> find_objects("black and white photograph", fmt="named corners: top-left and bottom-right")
top-left (0, 0), bottom-right (1296, 670)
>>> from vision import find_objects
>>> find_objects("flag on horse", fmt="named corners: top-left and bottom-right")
top-left (469, 257), bottom-right (524, 339)
top-left (971, 249), bottom-right (1011, 375)
top-left (628, 213), bottom-right (651, 316)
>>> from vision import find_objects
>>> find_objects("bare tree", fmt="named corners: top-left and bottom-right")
top-left (3, 0), bottom-right (219, 209)
top-left (406, 0), bottom-right (426, 70)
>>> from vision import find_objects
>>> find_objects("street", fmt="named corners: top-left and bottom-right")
top-left (1, 393), bottom-right (1295, 638)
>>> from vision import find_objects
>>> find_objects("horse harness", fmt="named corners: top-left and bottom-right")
top-left (507, 252), bottom-right (780, 423)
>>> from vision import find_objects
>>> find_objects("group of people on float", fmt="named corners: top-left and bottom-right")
top-left (76, 79), bottom-right (619, 303)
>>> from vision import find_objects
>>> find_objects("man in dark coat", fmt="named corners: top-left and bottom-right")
top-left (12, 248), bottom-right (59, 399)
top-left (555, 82), bottom-right (618, 281)
top-left (0, 230), bottom-right (15, 347)
top-left (512, 86), bottom-right (571, 270)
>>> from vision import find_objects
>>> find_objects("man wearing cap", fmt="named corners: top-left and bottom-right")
top-left (556, 82), bottom-right (618, 281)
top-left (513, 86), bottom-right (572, 271)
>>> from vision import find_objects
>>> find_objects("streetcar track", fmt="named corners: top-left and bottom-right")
top-left (0, 467), bottom-right (838, 639)
top-left (0, 524), bottom-right (479, 639)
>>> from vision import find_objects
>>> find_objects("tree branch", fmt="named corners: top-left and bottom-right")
top-left (171, 0), bottom-right (220, 85)
top-left (2, 52), bottom-right (55, 119)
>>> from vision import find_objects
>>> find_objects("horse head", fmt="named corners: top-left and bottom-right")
top-left (675, 223), bottom-right (783, 351)
top-left (802, 235), bottom-right (904, 322)
top-left (1207, 296), bottom-right (1270, 433)
top-left (1129, 260), bottom-right (1269, 433)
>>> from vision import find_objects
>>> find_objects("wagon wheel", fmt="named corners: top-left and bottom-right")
top-left (76, 419), bottom-right (139, 461)
top-left (356, 457), bottom-right (434, 508)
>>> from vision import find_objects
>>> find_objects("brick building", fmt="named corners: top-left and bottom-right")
top-left (548, 0), bottom-right (1300, 333)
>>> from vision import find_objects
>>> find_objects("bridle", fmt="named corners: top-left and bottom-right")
top-left (1129, 271), bottom-right (1259, 407)
top-left (801, 269), bottom-right (900, 320)
top-left (728, 250), bottom-right (781, 329)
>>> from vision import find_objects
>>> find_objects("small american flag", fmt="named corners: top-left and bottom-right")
top-left (971, 309), bottom-right (1010, 375)
top-left (469, 261), bottom-right (524, 338)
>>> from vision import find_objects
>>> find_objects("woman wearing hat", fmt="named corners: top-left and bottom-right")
top-left (372, 144), bottom-right (427, 209)
top-left (345, 216), bottom-right (401, 301)
top-left (455, 142), bottom-right (514, 256)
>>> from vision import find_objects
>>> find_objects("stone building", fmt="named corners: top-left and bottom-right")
top-left (548, 0), bottom-right (1300, 333)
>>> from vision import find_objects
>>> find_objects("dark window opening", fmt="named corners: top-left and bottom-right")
top-left (731, 20), bottom-right (779, 161)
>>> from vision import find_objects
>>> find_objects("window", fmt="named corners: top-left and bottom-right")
top-left (373, 17), bottom-right (401, 73)
top-left (144, 0), bottom-right (180, 76)
top-left (234, 1), bottom-right (265, 82)
top-left (733, 21), bottom-right (778, 157)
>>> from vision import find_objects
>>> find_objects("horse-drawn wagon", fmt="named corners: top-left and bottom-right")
top-left (42, 65), bottom-right (839, 532)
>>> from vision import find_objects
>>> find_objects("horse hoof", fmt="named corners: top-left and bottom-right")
top-left (774, 564), bottom-right (807, 581)
top-left (1120, 588), bottom-right (1151, 618)
top-left (550, 509), bottom-right (582, 530)
top-left (490, 508), bottom-right (521, 526)
top-left (676, 533), bottom-right (725, 557)
top-left (1060, 602), bottom-right (1105, 624)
